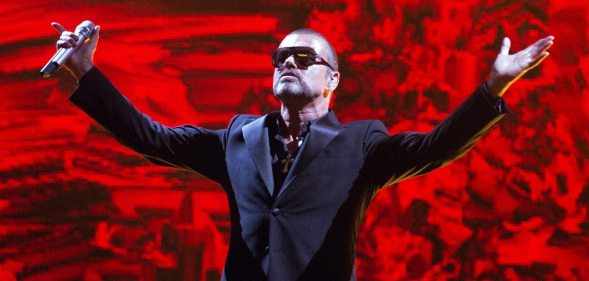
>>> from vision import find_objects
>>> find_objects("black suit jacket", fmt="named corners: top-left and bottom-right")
top-left (70, 67), bottom-right (506, 281)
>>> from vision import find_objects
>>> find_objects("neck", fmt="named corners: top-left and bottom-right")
top-left (279, 98), bottom-right (328, 138)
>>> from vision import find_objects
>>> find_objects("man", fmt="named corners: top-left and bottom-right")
top-left (52, 22), bottom-right (553, 281)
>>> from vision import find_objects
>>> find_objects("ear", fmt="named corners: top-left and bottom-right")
top-left (325, 71), bottom-right (340, 92)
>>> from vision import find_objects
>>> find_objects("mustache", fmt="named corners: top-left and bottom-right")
top-left (279, 70), bottom-right (301, 79)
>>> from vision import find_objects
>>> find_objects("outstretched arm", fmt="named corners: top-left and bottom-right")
top-left (52, 22), bottom-right (229, 183)
top-left (364, 36), bottom-right (555, 187)
top-left (487, 36), bottom-right (555, 98)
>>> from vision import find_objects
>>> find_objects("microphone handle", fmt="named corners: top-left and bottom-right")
top-left (40, 48), bottom-right (70, 77)
top-left (41, 20), bottom-right (95, 78)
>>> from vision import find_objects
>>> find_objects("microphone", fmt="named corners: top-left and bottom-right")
top-left (40, 20), bottom-right (95, 78)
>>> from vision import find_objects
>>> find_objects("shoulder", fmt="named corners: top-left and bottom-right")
top-left (227, 113), bottom-right (262, 128)
top-left (344, 119), bottom-right (388, 132)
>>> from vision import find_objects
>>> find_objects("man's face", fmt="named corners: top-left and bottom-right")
top-left (272, 34), bottom-right (334, 101)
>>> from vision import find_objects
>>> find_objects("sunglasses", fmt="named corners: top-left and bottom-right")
top-left (271, 47), bottom-right (335, 71)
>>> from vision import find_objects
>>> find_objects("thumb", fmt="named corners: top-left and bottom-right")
top-left (90, 25), bottom-right (100, 45)
top-left (86, 25), bottom-right (100, 48)
top-left (500, 37), bottom-right (511, 55)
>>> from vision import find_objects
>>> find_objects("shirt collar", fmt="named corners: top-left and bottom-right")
top-left (266, 111), bottom-right (329, 139)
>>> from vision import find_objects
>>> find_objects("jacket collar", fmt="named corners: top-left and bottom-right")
top-left (241, 111), bottom-right (343, 198)
top-left (242, 114), bottom-right (275, 196)
top-left (279, 110), bottom-right (343, 198)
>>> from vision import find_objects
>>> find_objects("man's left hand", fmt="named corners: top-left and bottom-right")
top-left (488, 36), bottom-right (555, 98)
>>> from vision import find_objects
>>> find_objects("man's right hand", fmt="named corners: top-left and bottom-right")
top-left (52, 22), bottom-right (100, 81)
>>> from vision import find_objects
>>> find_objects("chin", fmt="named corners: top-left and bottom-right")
top-left (273, 82), bottom-right (316, 101)
top-left (275, 85), bottom-right (303, 98)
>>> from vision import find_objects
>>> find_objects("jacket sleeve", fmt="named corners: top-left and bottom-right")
top-left (69, 67), bottom-right (229, 183)
top-left (362, 82), bottom-right (507, 188)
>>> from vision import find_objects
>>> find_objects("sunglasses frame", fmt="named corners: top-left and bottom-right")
top-left (272, 46), bottom-right (335, 71)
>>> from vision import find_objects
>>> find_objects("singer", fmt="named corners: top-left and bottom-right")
top-left (51, 21), bottom-right (553, 281)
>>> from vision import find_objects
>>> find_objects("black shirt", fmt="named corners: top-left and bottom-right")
top-left (266, 113), bottom-right (311, 199)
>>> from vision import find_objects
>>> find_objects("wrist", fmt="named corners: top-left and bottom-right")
top-left (487, 76), bottom-right (511, 98)
top-left (70, 62), bottom-right (94, 82)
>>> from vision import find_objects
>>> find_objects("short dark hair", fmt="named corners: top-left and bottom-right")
top-left (287, 28), bottom-right (339, 71)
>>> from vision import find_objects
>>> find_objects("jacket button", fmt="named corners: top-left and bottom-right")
top-left (271, 208), bottom-right (280, 216)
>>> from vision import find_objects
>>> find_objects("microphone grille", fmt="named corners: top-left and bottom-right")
top-left (75, 20), bottom-right (96, 38)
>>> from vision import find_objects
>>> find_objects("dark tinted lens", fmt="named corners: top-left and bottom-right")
top-left (273, 49), bottom-right (293, 67)
top-left (272, 47), bottom-right (318, 68)
top-left (293, 50), bottom-right (316, 66)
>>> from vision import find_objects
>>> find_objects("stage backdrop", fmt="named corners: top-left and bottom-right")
top-left (1, 0), bottom-right (588, 280)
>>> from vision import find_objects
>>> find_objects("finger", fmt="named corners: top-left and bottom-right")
top-left (542, 35), bottom-right (555, 43)
top-left (500, 37), bottom-right (511, 55)
top-left (51, 22), bottom-right (67, 34)
top-left (531, 41), bottom-right (553, 61)
top-left (538, 36), bottom-right (555, 51)
top-left (60, 32), bottom-right (79, 42)
top-left (60, 33), bottom-right (79, 47)
top-left (56, 39), bottom-right (73, 49)
top-left (529, 36), bottom-right (555, 60)
top-left (68, 31), bottom-right (79, 42)
top-left (59, 36), bottom-right (75, 47)
top-left (527, 52), bottom-right (550, 70)
top-left (533, 36), bottom-right (555, 50)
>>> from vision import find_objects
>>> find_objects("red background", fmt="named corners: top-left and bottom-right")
top-left (1, 0), bottom-right (589, 280)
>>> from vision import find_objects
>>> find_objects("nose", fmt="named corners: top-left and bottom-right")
top-left (282, 55), bottom-right (298, 69)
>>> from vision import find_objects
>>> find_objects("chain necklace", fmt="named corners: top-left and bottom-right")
top-left (280, 135), bottom-right (303, 173)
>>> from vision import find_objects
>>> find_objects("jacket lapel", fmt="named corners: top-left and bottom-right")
top-left (242, 114), bottom-right (274, 196)
top-left (278, 111), bottom-right (343, 198)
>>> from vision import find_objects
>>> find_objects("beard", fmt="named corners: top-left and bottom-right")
top-left (273, 79), bottom-right (316, 101)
